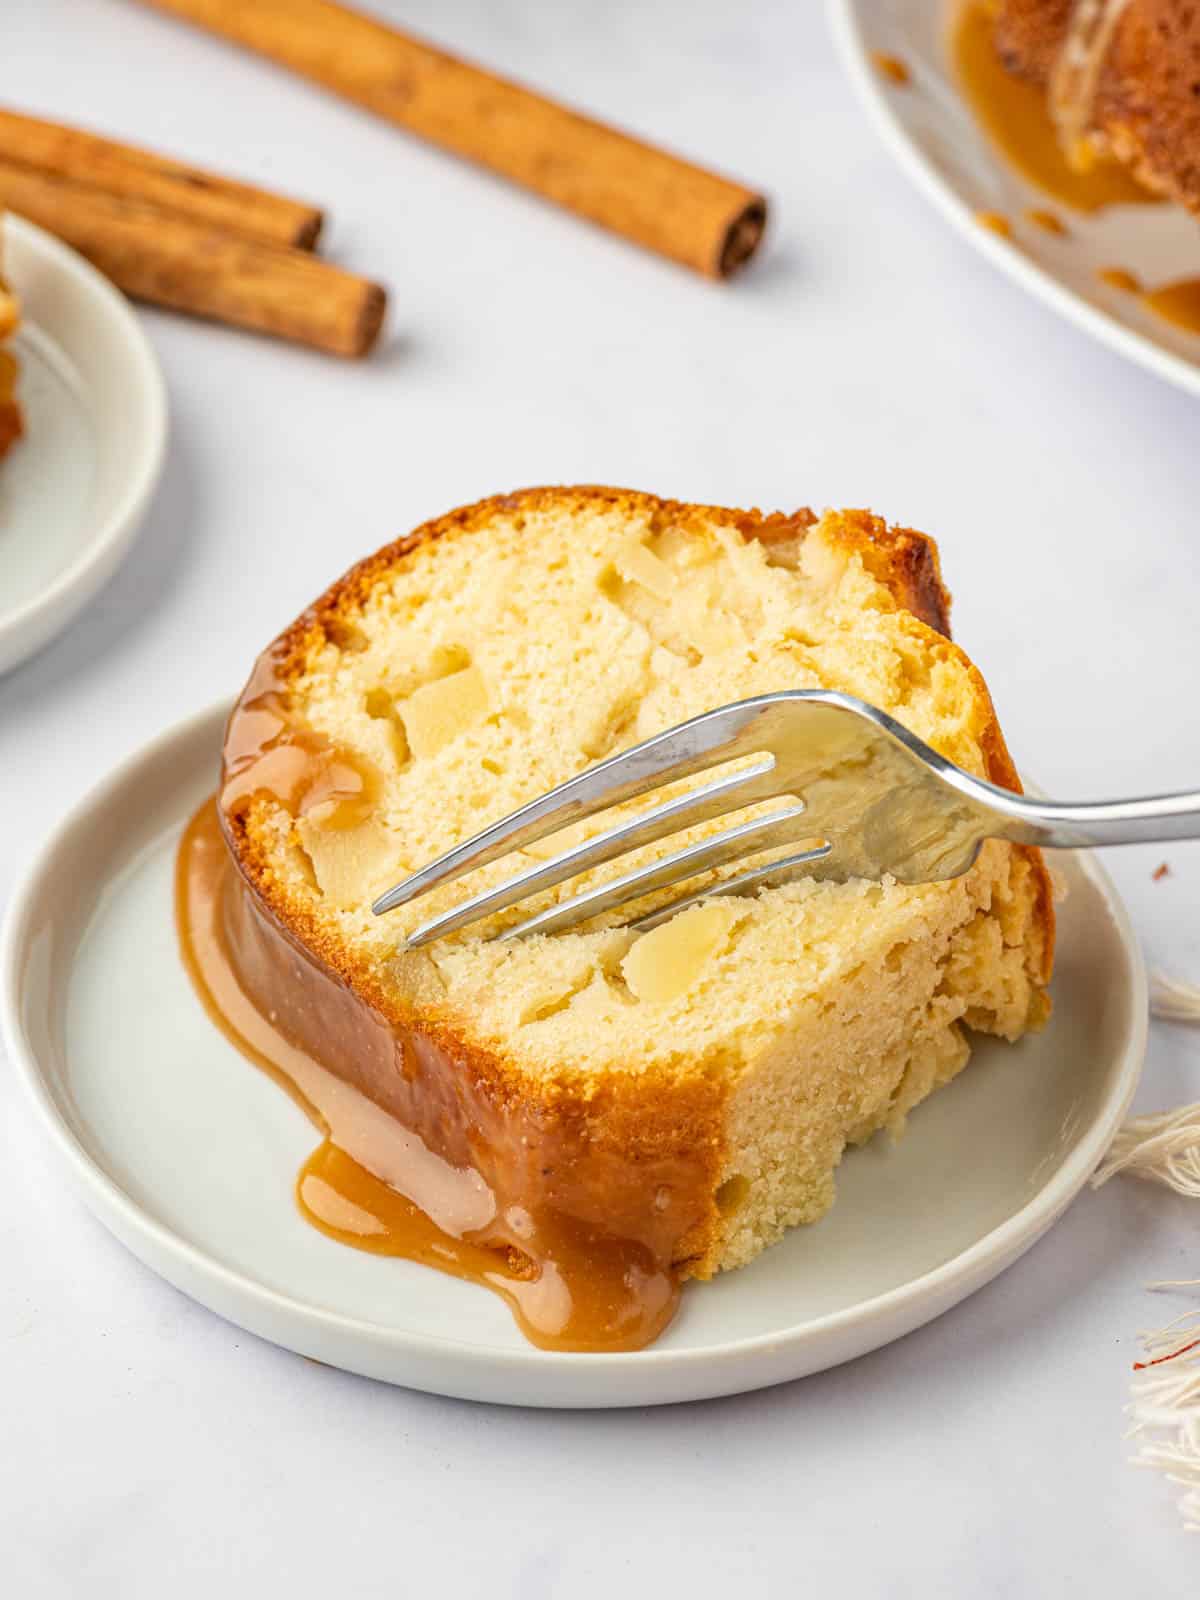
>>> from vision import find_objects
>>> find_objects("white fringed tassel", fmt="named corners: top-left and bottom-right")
top-left (1088, 973), bottom-right (1200, 1195)
top-left (1128, 1308), bottom-right (1200, 1533)
top-left (1099, 973), bottom-right (1200, 1527)
top-left (1151, 974), bottom-right (1200, 1025)
top-left (1092, 1106), bottom-right (1200, 1196)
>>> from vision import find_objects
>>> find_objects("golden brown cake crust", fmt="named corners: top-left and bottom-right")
top-left (221, 485), bottom-right (1055, 1275)
top-left (993, 0), bottom-right (1200, 213)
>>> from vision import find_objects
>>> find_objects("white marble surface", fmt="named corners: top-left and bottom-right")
top-left (2, 0), bottom-right (1199, 1591)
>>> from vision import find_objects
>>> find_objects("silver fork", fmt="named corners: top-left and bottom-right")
top-left (372, 689), bottom-right (1200, 948)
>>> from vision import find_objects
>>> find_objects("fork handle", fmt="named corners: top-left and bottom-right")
top-left (994, 789), bottom-right (1200, 850)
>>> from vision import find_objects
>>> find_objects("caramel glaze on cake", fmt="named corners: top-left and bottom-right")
top-left (179, 796), bottom-right (683, 1350)
top-left (992, 0), bottom-right (1200, 215)
top-left (191, 487), bottom-right (1054, 1353)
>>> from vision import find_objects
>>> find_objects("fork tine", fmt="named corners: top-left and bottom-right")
top-left (372, 695), bottom-right (780, 916)
top-left (482, 803), bottom-right (818, 944)
top-left (627, 844), bottom-right (836, 931)
top-left (392, 759), bottom-right (780, 946)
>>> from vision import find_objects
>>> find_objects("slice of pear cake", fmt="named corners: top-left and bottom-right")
top-left (219, 486), bottom-right (1053, 1298)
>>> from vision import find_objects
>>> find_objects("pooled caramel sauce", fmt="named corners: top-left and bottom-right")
top-left (952, 1), bottom-right (1158, 212)
top-left (975, 210), bottom-right (1013, 238)
top-left (296, 1143), bottom-right (676, 1347)
top-left (1094, 266), bottom-right (1200, 333)
top-left (1097, 265), bottom-right (1141, 293)
top-left (220, 646), bottom-right (379, 830)
top-left (177, 780), bottom-right (695, 1353)
top-left (1025, 208), bottom-right (1068, 235)
top-left (872, 51), bottom-right (911, 86)
top-left (1140, 277), bottom-right (1200, 336)
top-left (0, 347), bottom-right (18, 404)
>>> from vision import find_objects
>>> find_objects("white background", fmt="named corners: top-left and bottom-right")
top-left (3, 0), bottom-right (1199, 1592)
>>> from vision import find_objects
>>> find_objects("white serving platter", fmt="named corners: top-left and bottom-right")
top-left (828, 0), bottom-right (1200, 400)
top-left (0, 213), bottom-right (166, 674)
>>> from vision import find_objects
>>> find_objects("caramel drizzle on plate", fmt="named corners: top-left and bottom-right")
top-left (178, 638), bottom-right (715, 1357)
top-left (951, 1), bottom-right (1158, 213)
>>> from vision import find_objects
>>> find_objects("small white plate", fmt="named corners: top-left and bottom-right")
top-left (1, 703), bottom-right (1145, 1407)
top-left (0, 214), bottom-right (167, 674)
top-left (828, 0), bottom-right (1200, 400)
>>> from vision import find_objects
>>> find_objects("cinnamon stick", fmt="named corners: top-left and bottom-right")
top-left (135, 0), bottom-right (767, 279)
top-left (0, 161), bottom-right (384, 356)
top-left (0, 106), bottom-right (323, 249)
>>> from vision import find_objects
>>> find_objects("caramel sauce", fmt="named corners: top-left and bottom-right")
top-left (0, 347), bottom-right (18, 403)
top-left (872, 51), bottom-right (911, 86)
top-left (220, 647), bottom-right (379, 830)
top-left (1093, 267), bottom-right (1200, 333)
top-left (975, 210), bottom-right (1013, 238)
top-left (1097, 265), bottom-right (1141, 293)
top-left (1140, 277), bottom-right (1200, 336)
top-left (1025, 208), bottom-right (1068, 235)
top-left (951, 1), bottom-right (1158, 212)
top-left (297, 1144), bottom-right (676, 1348)
top-left (177, 774), bottom-right (698, 1352)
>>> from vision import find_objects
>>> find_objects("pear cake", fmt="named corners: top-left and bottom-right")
top-left (991, 0), bottom-right (1200, 215)
top-left (200, 486), bottom-right (1054, 1351)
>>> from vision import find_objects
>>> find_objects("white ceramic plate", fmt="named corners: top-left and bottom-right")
top-left (0, 214), bottom-right (167, 675)
top-left (828, 0), bottom-right (1200, 399)
top-left (1, 703), bottom-right (1145, 1407)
